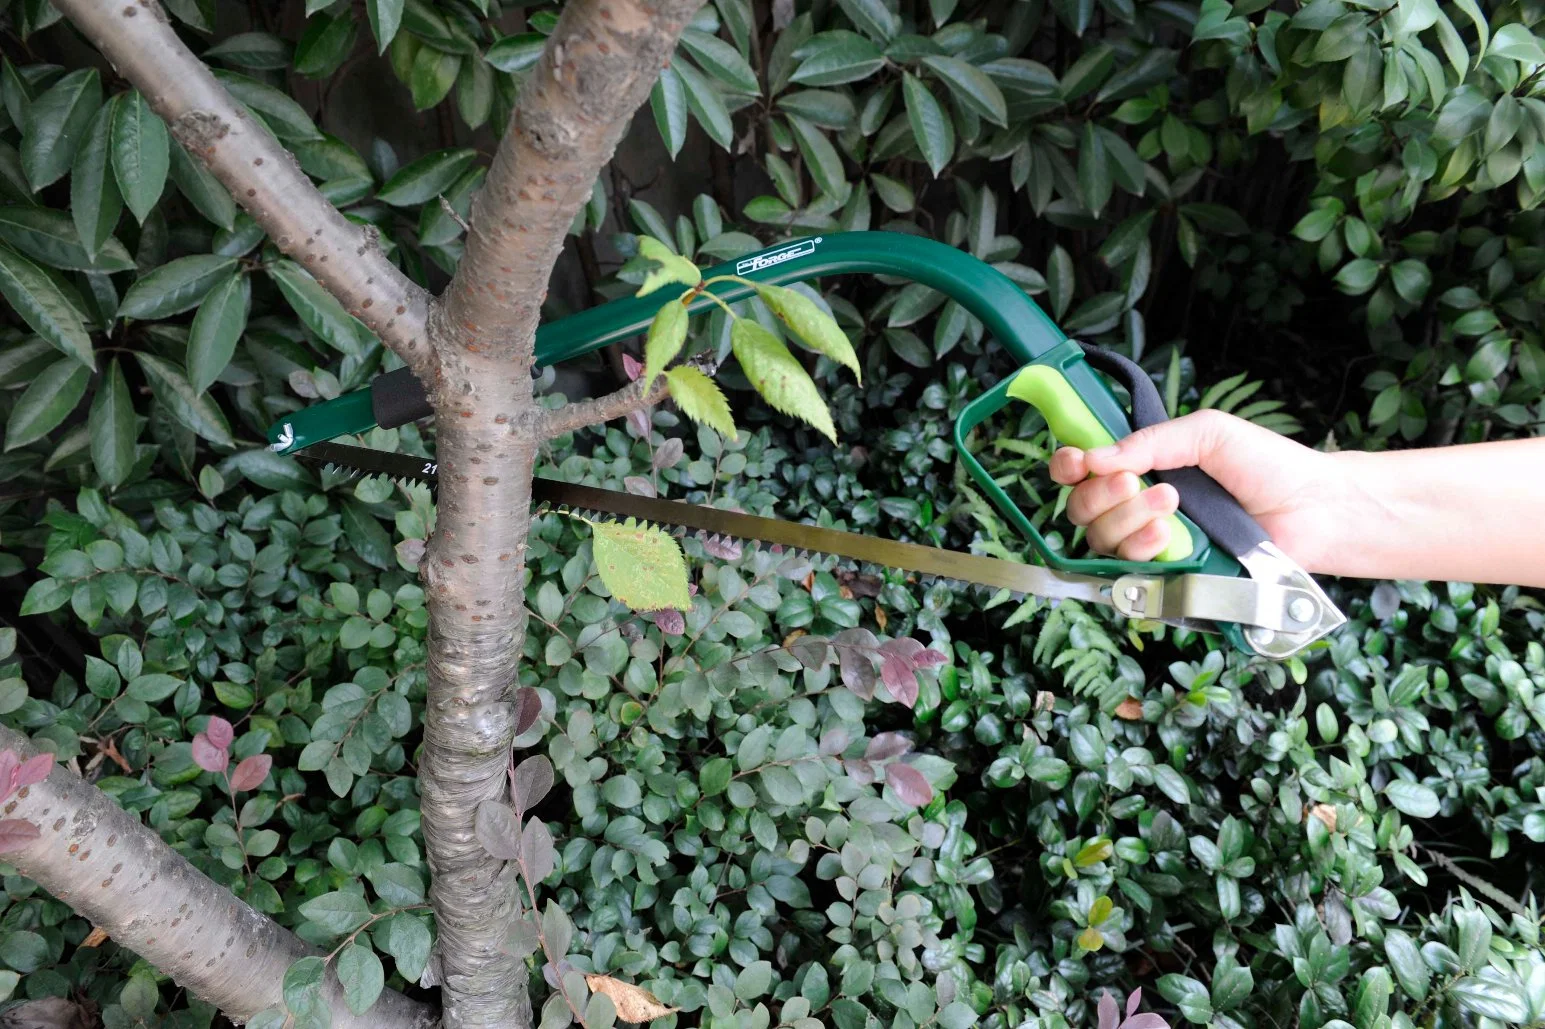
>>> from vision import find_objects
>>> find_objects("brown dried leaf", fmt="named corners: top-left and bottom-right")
top-left (583, 975), bottom-right (678, 1022)
top-left (1035, 691), bottom-right (1056, 712)
top-left (1309, 803), bottom-right (1337, 830)
top-left (1114, 698), bottom-right (1143, 720)
top-left (80, 927), bottom-right (109, 948)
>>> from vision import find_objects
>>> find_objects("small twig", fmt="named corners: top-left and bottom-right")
top-left (538, 354), bottom-right (718, 440)
top-left (438, 196), bottom-right (471, 235)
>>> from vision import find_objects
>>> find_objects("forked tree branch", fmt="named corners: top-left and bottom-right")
top-left (0, 726), bottom-right (437, 1028)
top-left (51, 0), bottom-right (439, 384)
top-left (438, 0), bottom-right (705, 362)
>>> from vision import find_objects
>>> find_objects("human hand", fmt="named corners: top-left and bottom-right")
top-left (1048, 410), bottom-right (1342, 569)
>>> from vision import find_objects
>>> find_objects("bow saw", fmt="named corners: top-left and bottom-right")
top-left (266, 231), bottom-right (1345, 660)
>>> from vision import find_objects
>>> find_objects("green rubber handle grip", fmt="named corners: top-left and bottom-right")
top-left (1006, 365), bottom-right (1193, 563)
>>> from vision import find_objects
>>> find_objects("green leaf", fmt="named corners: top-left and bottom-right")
top-left (1078, 122), bottom-right (1113, 217)
top-left (1384, 780), bottom-right (1439, 817)
top-left (111, 91), bottom-right (170, 225)
top-left (485, 33), bottom-right (547, 73)
top-left (22, 68), bottom-right (100, 190)
top-left (135, 352), bottom-right (233, 447)
top-left (587, 517), bottom-right (691, 612)
top-left (1334, 258), bottom-right (1379, 295)
top-left (267, 260), bottom-right (361, 356)
top-left (666, 366), bottom-right (736, 439)
top-left (776, 90), bottom-right (857, 129)
top-left (1046, 244), bottom-right (1074, 320)
top-left (635, 237), bottom-right (702, 296)
top-left (0, 205), bottom-right (133, 272)
top-left (89, 358), bottom-right (136, 487)
top-left (1491, 23), bottom-right (1545, 64)
top-left (902, 72), bottom-right (953, 177)
top-left (0, 243), bottom-right (94, 368)
top-left (118, 254), bottom-right (238, 320)
top-left (295, 13), bottom-right (359, 78)
top-left (650, 67), bottom-right (689, 159)
top-left (168, 141), bottom-right (237, 231)
top-left (410, 48), bottom-right (461, 111)
top-left (337, 944), bottom-right (385, 1016)
top-left (1157, 975), bottom-right (1212, 1024)
top-left (735, 960), bottom-right (773, 1000)
top-left (298, 891), bottom-right (371, 935)
top-left (1451, 975), bottom-right (1528, 1023)
top-left (787, 115), bottom-right (847, 198)
top-left (203, 32), bottom-right (292, 70)
top-left (365, 0), bottom-right (405, 50)
top-left (836, 0), bottom-right (898, 40)
top-left (792, 33), bottom-right (885, 86)
top-left (755, 283), bottom-right (860, 379)
top-left (213, 71), bottom-right (321, 141)
top-left (71, 100), bottom-right (122, 259)
top-left (380, 915), bottom-right (431, 982)
top-left (1389, 259), bottom-right (1431, 303)
top-left (375, 148), bottom-right (477, 206)
top-left (922, 55), bottom-right (1007, 126)
top-left (674, 58), bottom-right (734, 151)
top-left (731, 317), bottom-right (836, 441)
top-left (457, 58), bottom-right (493, 130)
top-left (680, 29), bottom-right (759, 94)
top-left (341, 499), bottom-right (393, 569)
top-left (187, 271), bottom-right (247, 394)
top-left (1211, 960), bottom-right (1253, 1010)
top-left (643, 297), bottom-right (688, 391)
top-left (4, 357), bottom-right (87, 450)
top-left (700, 757), bottom-right (733, 796)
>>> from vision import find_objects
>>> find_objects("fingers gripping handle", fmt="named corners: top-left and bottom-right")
top-left (1063, 344), bottom-right (1271, 562)
top-left (1007, 363), bottom-right (1195, 563)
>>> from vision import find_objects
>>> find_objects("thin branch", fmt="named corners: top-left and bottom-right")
top-left (437, 0), bottom-right (704, 362)
top-left (540, 374), bottom-right (670, 439)
top-left (51, 0), bottom-right (438, 384)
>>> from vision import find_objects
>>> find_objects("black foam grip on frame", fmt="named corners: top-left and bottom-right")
top-left (1075, 342), bottom-right (1270, 561)
top-left (372, 367), bottom-right (433, 429)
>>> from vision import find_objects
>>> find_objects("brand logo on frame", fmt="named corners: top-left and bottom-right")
top-left (737, 238), bottom-right (820, 275)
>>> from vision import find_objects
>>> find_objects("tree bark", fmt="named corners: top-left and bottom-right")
top-left (51, 0), bottom-right (438, 383)
top-left (420, 0), bottom-right (704, 1024)
top-left (0, 726), bottom-right (437, 1028)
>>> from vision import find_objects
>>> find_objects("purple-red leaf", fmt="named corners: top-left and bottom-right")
top-left (1127, 988), bottom-right (1143, 1019)
top-left (885, 762), bottom-right (933, 808)
top-left (513, 687), bottom-right (542, 736)
top-left (653, 609), bottom-right (685, 636)
top-left (627, 408), bottom-right (651, 437)
top-left (819, 728), bottom-right (850, 756)
top-left (844, 759), bottom-right (877, 786)
top-left (1121, 1014), bottom-right (1170, 1029)
top-left (652, 437), bottom-right (684, 470)
top-left (623, 353), bottom-right (643, 380)
top-left (701, 535), bottom-right (742, 560)
top-left (510, 755), bottom-right (554, 814)
top-left (915, 647), bottom-right (947, 667)
top-left (205, 716), bottom-right (234, 750)
top-left (229, 754), bottom-right (272, 792)
top-left (15, 753), bottom-right (53, 789)
top-left (474, 801), bottom-right (523, 860)
top-left (624, 476), bottom-right (657, 498)
top-left (865, 732), bottom-right (912, 761)
top-left (879, 637), bottom-right (925, 665)
top-left (1098, 990), bottom-right (1120, 1029)
top-left (790, 635), bottom-right (830, 669)
top-left (0, 751), bottom-right (19, 803)
top-left (192, 734), bottom-right (230, 774)
top-left (0, 819), bottom-right (39, 853)
top-left (881, 654), bottom-right (919, 707)
top-left (520, 816), bottom-right (556, 884)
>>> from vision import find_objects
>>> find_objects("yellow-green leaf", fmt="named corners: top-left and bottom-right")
top-left (1088, 895), bottom-right (1114, 926)
top-left (636, 237), bottom-right (701, 296)
top-left (643, 298), bottom-right (688, 392)
top-left (587, 518), bottom-right (691, 612)
top-left (754, 284), bottom-right (860, 381)
top-left (1077, 926), bottom-right (1104, 951)
top-left (666, 366), bottom-right (736, 439)
top-left (731, 318), bottom-right (836, 442)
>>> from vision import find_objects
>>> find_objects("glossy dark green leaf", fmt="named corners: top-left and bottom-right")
top-left (776, 90), bottom-right (857, 129)
top-left (457, 57), bottom-right (493, 130)
top-left (376, 148), bottom-right (477, 207)
top-left (791, 33), bottom-right (885, 87)
top-left (418, 166), bottom-right (485, 246)
top-left (0, 206), bottom-right (133, 272)
top-left (88, 358), bottom-right (136, 488)
top-left (21, 67), bottom-right (100, 190)
top-left (71, 100), bottom-right (122, 258)
top-left (341, 499), bottom-right (393, 569)
top-left (168, 141), bottom-right (237, 231)
top-left (136, 351), bottom-right (233, 447)
top-left (187, 272), bottom-right (247, 394)
top-left (410, 48), bottom-right (461, 111)
top-left (367, 0), bottom-right (405, 53)
top-left (651, 67), bottom-right (690, 159)
top-left (0, 336), bottom-right (55, 387)
top-left (267, 260), bottom-right (360, 356)
top-left (485, 33), bottom-right (547, 73)
top-left (787, 115), bottom-right (846, 198)
top-left (337, 945), bottom-right (384, 1016)
top-left (675, 59), bottom-right (734, 150)
top-left (111, 91), bottom-right (170, 225)
top-left (118, 255), bottom-right (237, 320)
top-left (4, 356), bottom-right (88, 450)
top-left (295, 13), bottom-right (359, 79)
top-left (902, 72), bottom-right (953, 177)
top-left (0, 242), bottom-right (94, 368)
top-left (203, 32), bottom-right (292, 70)
top-left (1077, 122), bottom-right (1112, 216)
top-left (213, 71), bottom-right (322, 141)
top-left (921, 55), bottom-right (1007, 126)
top-left (679, 29), bottom-right (759, 94)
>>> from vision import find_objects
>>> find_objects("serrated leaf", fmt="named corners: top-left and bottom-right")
top-left (0, 243), bottom-right (93, 368)
top-left (902, 72), bottom-right (953, 177)
top-left (755, 283), bottom-right (859, 379)
top-left (588, 517), bottom-right (692, 611)
top-left (22, 68), bottom-right (100, 191)
top-left (4, 356), bottom-right (87, 450)
top-left (135, 351), bottom-right (233, 447)
top-left (118, 255), bottom-right (237, 320)
top-left (376, 148), bottom-right (477, 206)
top-left (111, 91), bottom-right (169, 225)
top-left (267, 260), bottom-right (361, 356)
top-left (337, 944), bottom-right (384, 1016)
top-left (88, 358), bottom-right (135, 487)
top-left (636, 237), bottom-right (702, 296)
top-left (187, 271), bottom-right (247, 394)
top-left (71, 100), bottom-right (122, 259)
top-left (666, 365), bottom-right (736, 438)
top-left (643, 297), bottom-right (688, 391)
top-left (732, 318), bottom-right (835, 441)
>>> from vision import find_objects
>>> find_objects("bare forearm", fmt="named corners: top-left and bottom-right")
top-left (1321, 439), bottom-right (1545, 586)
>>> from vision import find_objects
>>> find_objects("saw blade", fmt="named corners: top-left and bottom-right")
top-left (293, 442), bottom-right (1117, 605)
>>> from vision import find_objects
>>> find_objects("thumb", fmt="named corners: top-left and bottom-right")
top-left (1083, 410), bottom-right (1235, 478)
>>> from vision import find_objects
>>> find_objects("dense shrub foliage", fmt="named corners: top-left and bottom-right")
top-left (0, 0), bottom-right (1542, 1024)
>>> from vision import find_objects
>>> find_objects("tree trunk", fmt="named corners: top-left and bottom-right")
top-left (0, 726), bottom-right (437, 1028)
